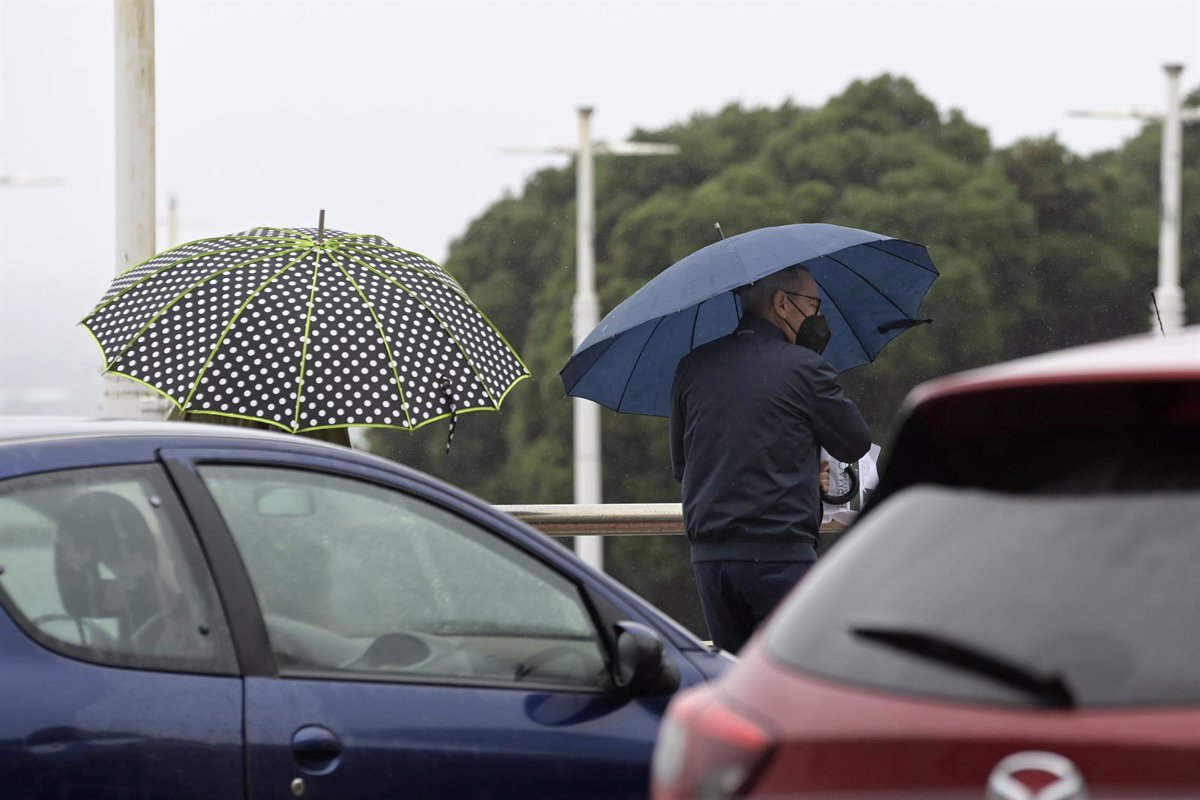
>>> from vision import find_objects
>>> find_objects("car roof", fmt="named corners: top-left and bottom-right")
top-left (0, 416), bottom-right (345, 451)
top-left (867, 326), bottom-right (1200, 505)
top-left (904, 325), bottom-right (1200, 411)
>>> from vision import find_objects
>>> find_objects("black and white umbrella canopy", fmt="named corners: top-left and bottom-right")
top-left (82, 225), bottom-right (529, 435)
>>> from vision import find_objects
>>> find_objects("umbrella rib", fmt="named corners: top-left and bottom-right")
top-left (341, 249), bottom-right (524, 410)
top-left (340, 245), bottom-right (467, 296)
top-left (689, 302), bottom-right (702, 349)
top-left (809, 268), bottom-right (871, 360)
top-left (326, 249), bottom-right (415, 431)
top-left (822, 251), bottom-right (916, 323)
top-left (95, 248), bottom-right (302, 370)
top-left (290, 254), bottom-right (323, 432)
top-left (85, 243), bottom-right (296, 319)
top-left (293, 396), bottom-right (533, 435)
top-left (337, 248), bottom-right (530, 420)
top-left (179, 250), bottom-right (313, 413)
top-left (860, 241), bottom-right (940, 274)
top-left (614, 314), bottom-right (669, 412)
top-left (338, 246), bottom-right (530, 426)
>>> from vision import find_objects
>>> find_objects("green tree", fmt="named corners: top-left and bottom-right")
top-left (365, 77), bottom-right (1199, 637)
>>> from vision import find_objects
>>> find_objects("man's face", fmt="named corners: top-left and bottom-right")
top-left (775, 276), bottom-right (821, 341)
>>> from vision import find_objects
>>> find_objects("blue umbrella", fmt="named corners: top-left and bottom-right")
top-left (560, 223), bottom-right (938, 417)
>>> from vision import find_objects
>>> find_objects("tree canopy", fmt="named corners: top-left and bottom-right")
top-left (365, 75), bottom-right (1199, 633)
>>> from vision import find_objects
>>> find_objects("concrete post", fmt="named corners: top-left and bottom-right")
top-left (105, 0), bottom-right (162, 419)
top-left (1154, 64), bottom-right (1186, 333)
top-left (573, 107), bottom-right (604, 570)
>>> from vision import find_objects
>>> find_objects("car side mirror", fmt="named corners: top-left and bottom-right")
top-left (613, 621), bottom-right (680, 696)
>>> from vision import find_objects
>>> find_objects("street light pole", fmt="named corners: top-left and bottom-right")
top-left (505, 109), bottom-right (680, 571)
top-left (1071, 63), bottom-right (1200, 334)
top-left (106, 0), bottom-right (163, 419)
top-left (1157, 64), bottom-right (1185, 333)
top-left (572, 107), bottom-right (604, 570)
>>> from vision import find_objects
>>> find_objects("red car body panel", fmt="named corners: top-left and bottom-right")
top-left (719, 644), bottom-right (1200, 798)
top-left (895, 329), bottom-right (1200, 453)
top-left (905, 326), bottom-right (1200, 408)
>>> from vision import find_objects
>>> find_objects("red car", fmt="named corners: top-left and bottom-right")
top-left (651, 327), bottom-right (1200, 800)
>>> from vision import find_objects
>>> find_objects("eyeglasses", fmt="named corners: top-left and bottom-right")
top-left (781, 290), bottom-right (821, 314)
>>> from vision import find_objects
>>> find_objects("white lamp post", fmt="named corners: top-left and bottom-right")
top-left (572, 108), bottom-right (603, 570)
top-left (1071, 63), bottom-right (1200, 334)
top-left (1158, 64), bottom-right (1187, 333)
top-left (506, 108), bottom-right (679, 570)
top-left (105, 0), bottom-right (165, 419)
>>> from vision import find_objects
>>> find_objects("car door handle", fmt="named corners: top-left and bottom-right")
top-left (291, 725), bottom-right (343, 775)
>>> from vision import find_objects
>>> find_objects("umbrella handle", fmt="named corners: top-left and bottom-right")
top-left (439, 377), bottom-right (458, 454)
top-left (821, 462), bottom-right (859, 506)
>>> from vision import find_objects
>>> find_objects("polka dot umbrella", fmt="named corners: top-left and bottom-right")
top-left (81, 218), bottom-right (530, 447)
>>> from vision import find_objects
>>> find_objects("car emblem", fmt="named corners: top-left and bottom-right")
top-left (987, 751), bottom-right (1089, 800)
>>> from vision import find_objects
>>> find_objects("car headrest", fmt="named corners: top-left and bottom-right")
top-left (54, 491), bottom-right (160, 622)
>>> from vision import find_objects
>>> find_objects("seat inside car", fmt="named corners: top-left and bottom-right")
top-left (54, 491), bottom-right (164, 652)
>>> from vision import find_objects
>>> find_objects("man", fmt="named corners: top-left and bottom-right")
top-left (670, 264), bottom-right (870, 653)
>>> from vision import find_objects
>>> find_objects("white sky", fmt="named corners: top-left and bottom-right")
top-left (2, 0), bottom-right (1198, 416)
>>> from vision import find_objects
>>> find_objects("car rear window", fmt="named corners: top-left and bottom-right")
top-left (768, 487), bottom-right (1200, 709)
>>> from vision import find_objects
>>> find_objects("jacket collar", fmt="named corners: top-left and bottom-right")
top-left (737, 313), bottom-right (788, 341)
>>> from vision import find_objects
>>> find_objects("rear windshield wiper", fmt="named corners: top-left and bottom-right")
top-left (850, 625), bottom-right (1075, 709)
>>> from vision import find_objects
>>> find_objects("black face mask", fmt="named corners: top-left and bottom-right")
top-left (795, 313), bottom-right (831, 354)
top-left (784, 295), bottom-right (832, 354)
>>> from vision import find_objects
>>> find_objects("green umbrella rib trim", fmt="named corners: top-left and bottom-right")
top-left (341, 249), bottom-right (513, 410)
top-left (340, 249), bottom-right (502, 407)
top-left (89, 225), bottom-right (356, 313)
top-left (94, 248), bottom-right (306, 369)
top-left (80, 372), bottom-right (529, 435)
top-left (291, 255), bottom-right (323, 432)
top-left (297, 395), bottom-right (531, 434)
top-left (340, 245), bottom-right (531, 380)
top-left (180, 249), bottom-right (315, 413)
top-left (326, 249), bottom-right (415, 431)
top-left (84, 243), bottom-right (299, 320)
top-left (337, 245), bottom-right (468, 296)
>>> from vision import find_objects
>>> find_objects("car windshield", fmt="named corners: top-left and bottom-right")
top-left (767, 487), bottom-right (1200, 709)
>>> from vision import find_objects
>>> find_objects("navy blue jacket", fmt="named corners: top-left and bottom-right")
top-left (670, 315), bottom-right (871, 562)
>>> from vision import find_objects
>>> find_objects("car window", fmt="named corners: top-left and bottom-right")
top-left (0, 465), bottom-right (237, 674)
top-left (870, 425), bottom-right (1200, 511)
top-left (198, 465), bottom-right (608, 689)
top-left (769, 487), bottom-right (1200, 709)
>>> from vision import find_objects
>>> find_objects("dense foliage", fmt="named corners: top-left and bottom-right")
top-left (366, 75), bottom-right (1200, 633)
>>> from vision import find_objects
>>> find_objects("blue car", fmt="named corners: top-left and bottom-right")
top-left (0, 418), bottom-right (728, 799)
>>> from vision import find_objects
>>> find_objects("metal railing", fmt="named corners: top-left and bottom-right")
top-left (495, 503), bottom-right (845, 538)
top-left (495, 503), bottom-right (684, 537)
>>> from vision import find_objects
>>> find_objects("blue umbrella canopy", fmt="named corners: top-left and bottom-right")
top-left (560, 223), bottom-right (938, 417)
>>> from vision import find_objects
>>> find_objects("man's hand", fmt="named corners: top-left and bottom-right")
top-left (820, 459), bottom-right (831, 493)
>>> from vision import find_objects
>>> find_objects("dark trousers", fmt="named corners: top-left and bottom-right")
top-left (692, 560), bottom-right (814, 654)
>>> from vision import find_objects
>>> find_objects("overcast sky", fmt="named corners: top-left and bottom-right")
top-left (2, 0), bottom-right (1198, 416)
